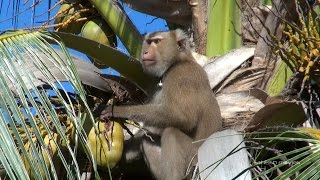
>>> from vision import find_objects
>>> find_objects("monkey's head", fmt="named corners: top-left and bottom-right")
top-left (141, 29), bottom-right (192, 77)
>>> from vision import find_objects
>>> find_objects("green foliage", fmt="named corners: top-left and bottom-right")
top-left (206, 0), bottom-right (242, 57)
top-left (262, 0), bottom-right (272, 5)
top-left (266, 61), bottom-right (293, 96)
top-left (0, 31), bottom-right (99, 179)
top-left (51, 32), bottom-right (157, 95)
top-left (87, 0), bottom-right (143, 58)
top-left (246, 128), bottom-right (320, 179)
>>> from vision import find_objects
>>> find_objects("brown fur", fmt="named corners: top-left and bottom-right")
top-left (101, 29), bottom-right (222, 180)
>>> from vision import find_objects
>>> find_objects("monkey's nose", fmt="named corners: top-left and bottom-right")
top-left (144, 51), bottom-right (148, 54)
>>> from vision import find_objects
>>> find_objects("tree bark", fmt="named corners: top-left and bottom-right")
top-left (189, 0), bottom-right (208, 54)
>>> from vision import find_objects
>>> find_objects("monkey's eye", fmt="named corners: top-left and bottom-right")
top-left (146, 38), bottom-right (162, 45)
top-left (146, 39), bottom-right (152, 45)
top-left (153, 39), bottom-right (161, 44)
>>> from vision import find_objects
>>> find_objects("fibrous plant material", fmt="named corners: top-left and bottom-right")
top-left (267, 1), bottom-right (320, 126)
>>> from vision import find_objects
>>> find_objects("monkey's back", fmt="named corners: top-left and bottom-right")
top-left (161, 60), bottom-right (222, 141)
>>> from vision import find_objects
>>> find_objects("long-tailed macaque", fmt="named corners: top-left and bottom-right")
top-left (101, 29), bottom-right (222, 180)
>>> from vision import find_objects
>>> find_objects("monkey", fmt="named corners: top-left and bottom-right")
top-left (100, 29), bottom-right (222, 180)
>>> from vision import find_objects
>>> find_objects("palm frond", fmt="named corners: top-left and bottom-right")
top-left (246, 128), bottom-right (320, 179)
top-left (0, 30), bottom-right (99, 179)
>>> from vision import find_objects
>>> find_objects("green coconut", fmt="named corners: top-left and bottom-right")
top-left (81, 18), bottom-right (117, 68)
top-left (81, 18), bottom-right (117, 47)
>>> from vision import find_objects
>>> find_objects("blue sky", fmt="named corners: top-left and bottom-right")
top-left (0, 0), bottom-right (168, 74)
top-left (0, 1), bottom-right (168, 33)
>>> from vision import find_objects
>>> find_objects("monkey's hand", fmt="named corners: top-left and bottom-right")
top-left (100, 106), bottom-right (114, 120)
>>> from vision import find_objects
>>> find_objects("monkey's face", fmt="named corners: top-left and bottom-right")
top-left (141, 31), bottom-right (179, 77)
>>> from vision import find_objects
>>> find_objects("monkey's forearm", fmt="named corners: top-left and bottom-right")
top-left (113, 104), bottom-right (162, 119)
top-left (112, 104), bottom-right (176, 127)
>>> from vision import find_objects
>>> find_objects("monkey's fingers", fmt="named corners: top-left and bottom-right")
top-left (100, 108), bottom-right (113, 120)
top-left (100, 112), bottom-right (112, 120)
top-left (99, 104), bottom-right (114, 119)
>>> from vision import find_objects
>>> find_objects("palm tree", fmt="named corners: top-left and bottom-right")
top-left (2, 0), bottom-right (320, 179)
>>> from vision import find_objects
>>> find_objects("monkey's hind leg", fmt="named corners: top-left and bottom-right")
top-left (161, 127), bottom-right (196, 180)
top-left (141, 137), bottom-right (162, 179)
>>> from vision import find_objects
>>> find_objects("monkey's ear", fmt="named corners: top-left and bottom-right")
top-left (175, 29), bottom-right (189, 51)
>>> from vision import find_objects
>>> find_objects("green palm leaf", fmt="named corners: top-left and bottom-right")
top-left (0, 30), bottom-right (99, 179)
top-left (247, 128), bottom-right (320, 180)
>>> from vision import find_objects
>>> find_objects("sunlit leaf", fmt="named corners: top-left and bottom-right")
top-left (0, 30), bottom-right (100, 179)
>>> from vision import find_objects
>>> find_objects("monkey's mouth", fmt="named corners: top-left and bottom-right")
top-left (142, 59), bottom-right (156, 66)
